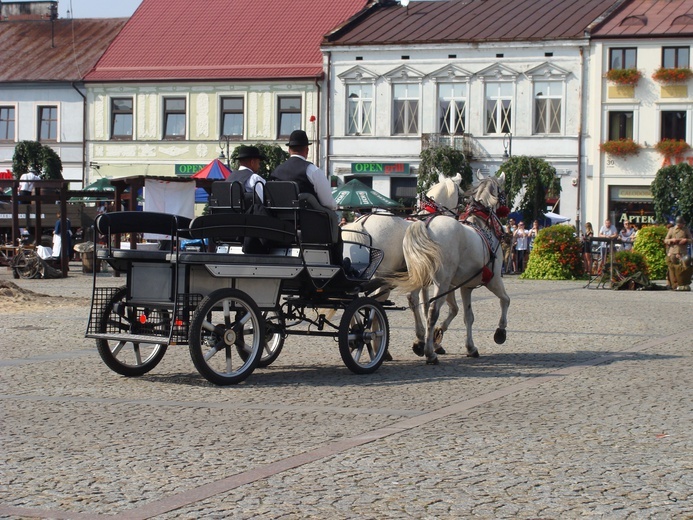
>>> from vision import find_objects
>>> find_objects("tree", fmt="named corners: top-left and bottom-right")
top-left (651, 162), bottom-right (693, 225)
top-left (230, 143), bottom-right (288, 180)
top-left (497, 155), bottom-right (560, 222)
top-left (418, 145), bottom-right (473, 194)
top-left (12, 140), bottom-right (63, 180)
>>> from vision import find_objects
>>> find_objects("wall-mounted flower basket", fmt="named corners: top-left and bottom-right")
top-left (651, 67), bottom-right (693, 84)
top-left (599, 138), bottom-right (642, 157)
top-left (605, 68), bottom-right (642, 86)
top-left (654, 138), bottom-right (691, 157)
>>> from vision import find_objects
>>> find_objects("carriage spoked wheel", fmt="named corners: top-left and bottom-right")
top-left (11, 248), bottom-right (41, 279)
top-left (189, 288), bottom-right (265, 385)
top-left (96, 286), bottom-right (169, 377)
top-left (338, 297), bottom-right (390, 375)
top-left (236, 310), bottom-right (285, 368)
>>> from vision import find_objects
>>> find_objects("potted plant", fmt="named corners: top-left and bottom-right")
top-left (599, 138), bottom-right (642, 157)
top-left (654, 138), bottom-right (691, 157)
top-left (605, 68), bottom-right (642, 86)
top-left (651, 67), bottom-right (693, 84)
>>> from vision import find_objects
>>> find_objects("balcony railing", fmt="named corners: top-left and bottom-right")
top-left (422, 133), bottom-right (474, 158)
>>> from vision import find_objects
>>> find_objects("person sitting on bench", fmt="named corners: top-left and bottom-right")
top-left (225, 145), bottom-right (265, 204)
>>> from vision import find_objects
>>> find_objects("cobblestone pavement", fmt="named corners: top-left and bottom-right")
top-left (1, 267), bottom-right (691, 519)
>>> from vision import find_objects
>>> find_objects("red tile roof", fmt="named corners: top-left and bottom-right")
top-left (0, 18), bottom-right (128, 82)
top-left (86, 0), bottom-right (369, 82)
top-left (592, 0), bottom-right (693, 37)
top-left (324, 0), bottom-right (623, 46)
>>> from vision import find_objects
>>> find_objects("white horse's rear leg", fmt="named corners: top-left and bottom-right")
top-left (433, 292), bottom-right (458, 355)
top-left (459, 288), bottom-right (479, 357)
top-left (407, 289), bottom-right (427, 357)
top-left (486, 277), bottom-right (510, 344)
top-left (424, 287), bottom-right (448, 364)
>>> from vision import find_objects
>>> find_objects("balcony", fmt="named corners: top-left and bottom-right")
top-left (422, 133), bottom-right (474, 158)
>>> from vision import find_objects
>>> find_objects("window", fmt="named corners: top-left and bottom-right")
top-left (220, 97), bottom-right (244, 138)
top-left (662, 47), bottom-right (690, 68)
top-left (608, 111), bottom-right (634, 140)
top-left (609, 48), bottom-right (637, 70)
top-left (277, 96), bottom-right (301, 139)
top-left (163, 97), bottom-right (186, 139)
top-left (111, 98), bottom-right (133, 140)
top-left (661, 111), bottom-right (686, 141)
top-left (533, 81), bottom-right (562, 134)
top-left (346, 84), bottom-right (373, 136)
top-left (485, 82), bottom-right (512, 134)
top-left (438, 82), bottom-right (467, 135)
top-left (38, 106), bottom-right (58, 141)
top-left (0, 106), bottom-right (15, 141)
top-left (392, 83), bottom-right (419, 135)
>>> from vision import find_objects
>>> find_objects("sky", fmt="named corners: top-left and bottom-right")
top-left (58, 0), bottom-right (143, 19)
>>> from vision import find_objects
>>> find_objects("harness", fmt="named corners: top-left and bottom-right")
top-left (428, 201), bottom-right (505, 303)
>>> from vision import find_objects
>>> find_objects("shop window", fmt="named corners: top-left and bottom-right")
top-left (392, 83), bottom-right (419, 135)
top-left (277, 96), bottom-right (301, 139)
top-left (0, 106), bottom-right (15, 141)
top-left (608, 111), bottom-right (633, 140)
top-left (38, 106), bottom-right (58, 142)
top-left (662, 47), bottom-right (690, 68)
top-left (220, 97), bottom-right (244, 138)
top-left (111, 98), bottom-right (133, 140)
top-left (163, 97), bottom-right (186, 140)
top-left (609, 48), bottom-right (637, 70)
top-left (661, 111), bottom-right (686, 141)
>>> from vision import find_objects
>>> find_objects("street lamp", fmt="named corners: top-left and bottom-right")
top-left (503, 132), bottom-right (512, 159)
top-left (219, 135), bottom-right (232, 169)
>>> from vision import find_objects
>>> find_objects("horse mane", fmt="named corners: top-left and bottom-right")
top-left (470, 177), bottom-right (500, 209)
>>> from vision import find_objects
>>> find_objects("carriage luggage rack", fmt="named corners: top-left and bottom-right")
top-left (86, 287), bottom-right (173, 341)
top-left (359, 247), bottom-right (384, 280)
top-left (171, 293), bottom-right (203, 344)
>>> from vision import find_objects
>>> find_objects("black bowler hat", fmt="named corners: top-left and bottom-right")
top-left (287, 130), bottom-right (310, 147)
top-left (236, 145), bottom-right (263, 160)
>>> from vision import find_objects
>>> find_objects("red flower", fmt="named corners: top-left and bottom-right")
top-left (309, 115), bottom-right (316, 123)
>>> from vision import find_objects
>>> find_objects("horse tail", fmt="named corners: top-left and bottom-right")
top-left (389, 220), bottom-right (442, 293)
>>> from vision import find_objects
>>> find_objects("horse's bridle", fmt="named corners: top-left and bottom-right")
top-left (419, 182), bottom-right (464, 216)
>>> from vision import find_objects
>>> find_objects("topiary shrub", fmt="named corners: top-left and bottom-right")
top-left (522, 224), bottom-right (583, 280)
top-left (633, 225), bottom-right (667, 280)
top-left (613, 250), bottom-right (648, 278)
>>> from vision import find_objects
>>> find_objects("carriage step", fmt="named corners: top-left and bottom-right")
top-left (86, 333), bottom-right (171, 345)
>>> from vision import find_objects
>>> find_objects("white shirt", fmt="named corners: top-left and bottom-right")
top-left (19, 172), bottom-right (41, 192)
top-left (236, 165), bottom-right (265, 203)
top-left (291, 154), bottom-right (337, 210)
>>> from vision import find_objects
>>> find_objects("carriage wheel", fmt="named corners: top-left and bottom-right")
top-left (338, 297), bottom-right (389, 375)
top-left (189, 288), bottom-right (265, 385)
top-left (236, 310), bottom-right (285, 368)
top-left (12, 249), bottom-right (41, 279)
top-left (96, 286), bottom-right (168, 377)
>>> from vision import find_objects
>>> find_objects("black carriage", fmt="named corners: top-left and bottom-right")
top-left (85, 181), bottom-right (391, 385)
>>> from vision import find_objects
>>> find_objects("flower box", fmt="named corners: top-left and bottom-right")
top-left (605, 68), bottom-right (642, 86)
top-left (651, 67), bottom-right (693, 84)
top-left (599, 138), bottom-right (641, 157)
top-left (654, 139), bottom-right (691, 157)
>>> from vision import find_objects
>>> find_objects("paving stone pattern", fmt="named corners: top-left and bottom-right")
top-left (1, 267), bottom-right (691, 519)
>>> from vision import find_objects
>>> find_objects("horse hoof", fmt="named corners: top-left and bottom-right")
top-left (434, 345), bottom-right (447, 355)
top-left (384, 350), bottom-right (393, 362)
top-left (425, 357), bottom-right (439, 365)
top-left (433, 327), bottom-right (444, 344)
top-left (494, 328), bottom-right (507, 345)
top-left (466, 348), bottom-right (480, 358)
top-left (412, 341), bottom-right (425, 357)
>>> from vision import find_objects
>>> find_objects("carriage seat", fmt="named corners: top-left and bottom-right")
top-left (210, 181), bottom-right (253, 213)
top-left (188, 212), bottom-right (295, 247)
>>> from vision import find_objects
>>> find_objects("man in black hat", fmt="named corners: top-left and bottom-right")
top-left (269, 130), bottom-right (337, 211)
top-left (226, 145), bottom-right (265, 202)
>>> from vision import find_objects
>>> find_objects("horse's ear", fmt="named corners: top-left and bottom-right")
top-left (452, 173), bottom-right (462, 185)
top-left (475, 169), bottom-right (484, 182)
top-left (438, 171), bottom-right (445, 184)
top-left (497, 172), bottom-right (505, 185)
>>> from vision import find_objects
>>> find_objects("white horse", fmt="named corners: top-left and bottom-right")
top-left (393, 172), bottom-right (510, 364)
top-left (341, 174), bottom-right (463, 353)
